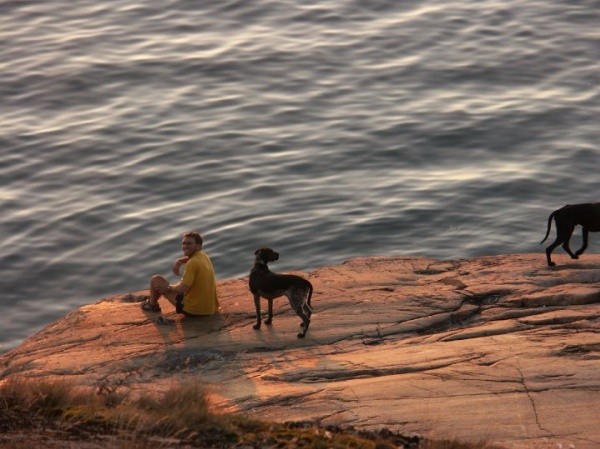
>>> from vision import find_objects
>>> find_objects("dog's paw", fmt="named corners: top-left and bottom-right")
top-left (297, 332), bottom-right (306, 339)
top-left (548, 262), bottom-right (556, 267)
top-left (253, 323), bottom-right (261, 330)
top-left (264, 318), bottom-right (272, 325)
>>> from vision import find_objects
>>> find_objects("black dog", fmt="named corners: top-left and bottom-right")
top-left (249, 248), bottom-right (313, 338)
top-left (541, 203), bottom-right (600, 266)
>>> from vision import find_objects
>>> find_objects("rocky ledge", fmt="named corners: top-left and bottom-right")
top-left (1, 253), bottom-right (599, 448)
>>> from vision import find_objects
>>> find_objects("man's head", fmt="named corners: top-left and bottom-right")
top-left (182, 231), bottom-right (203, 256)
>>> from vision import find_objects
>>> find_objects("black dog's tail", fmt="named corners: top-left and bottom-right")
top-left (540, 211), bottom-right (556, 244)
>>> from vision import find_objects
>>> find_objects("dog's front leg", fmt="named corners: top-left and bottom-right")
top-left (253, 294), bottom-right (262, 330)
top-left (265, 299), bottom-right (273, 325)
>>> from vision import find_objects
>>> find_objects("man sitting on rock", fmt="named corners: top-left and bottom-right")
top-left (141, 231), bottom-right (219, 317)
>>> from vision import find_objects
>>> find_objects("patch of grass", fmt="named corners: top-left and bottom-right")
top-left (0, 376), bottom-right (505, 449)
top-left (0, 376), bottom-right (73, 414)
top-left (420, 439), bottom-right (504, 449)
top-left (0, 376), bottom-right (236, 446)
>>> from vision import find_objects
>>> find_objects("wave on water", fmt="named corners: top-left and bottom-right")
top-left (0, 0), bottom-right (598, 352)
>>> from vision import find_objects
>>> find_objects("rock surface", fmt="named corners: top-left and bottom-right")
top-left (1, 253), bottom-right (599, 448)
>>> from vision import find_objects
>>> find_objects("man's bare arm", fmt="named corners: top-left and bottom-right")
top-left (172, 256), bottom-right (190, 275)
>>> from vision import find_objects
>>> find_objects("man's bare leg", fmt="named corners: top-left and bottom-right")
top-left (149, 275), bottom-right (178, 308)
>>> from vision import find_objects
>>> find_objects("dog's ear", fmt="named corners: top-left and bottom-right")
top-left (255, 248), bottom-right (260, 255)
top-left (274, 251), bottom-right (279, 260)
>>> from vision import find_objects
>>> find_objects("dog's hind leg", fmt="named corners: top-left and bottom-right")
top-left (288, 290), bottom-right (311, 338)
top-left (295, 306), bottom-right (310, 338)
top-left (546, 220), bottom-right (576, 266)
top-left (545, 237), bottom-right (563, 266)
top-left (303, 301), bottom-right (313, 319)
top-left (303, 282), bottom-right (313, 319)
top-left (302, 291), bottom-right (313, 319)
top-left (576, 228), bottom-right (589, 256)
top-left (561, 234), bottom-right (578, 260)
top-left (298, 302), bottom-right (313, 331)
top-left (546, 233), bottom-right (578, 265)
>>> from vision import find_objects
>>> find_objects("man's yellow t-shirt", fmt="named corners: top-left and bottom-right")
top-left (181, 250), bottom-right (219, 315)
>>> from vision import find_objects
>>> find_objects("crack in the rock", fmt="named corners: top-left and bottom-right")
top-left (239, 389), bottom-right (325, 410)
top-left (264, 355), bottom-right (483, 383)
top-left (314, 409), bottom-right (353, 424)
top-left (516, 363), bottom-right (554, 436)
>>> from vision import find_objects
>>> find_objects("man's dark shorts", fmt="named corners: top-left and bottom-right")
top-left (175, 293), bottom-right (185, 314)
top-left (175, 293), bottom-right (202, 317)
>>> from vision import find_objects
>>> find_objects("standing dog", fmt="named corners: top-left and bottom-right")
top-left (541, 203), bottom-right (600, 266)
top-left (249, 247), bottom-right (313, 338)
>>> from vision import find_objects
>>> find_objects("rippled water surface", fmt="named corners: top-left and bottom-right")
top-left (1, 0), bottom-right (598, 352)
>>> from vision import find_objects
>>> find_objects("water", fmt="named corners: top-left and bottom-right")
top-left (1, 0), bottom-right (598, 353)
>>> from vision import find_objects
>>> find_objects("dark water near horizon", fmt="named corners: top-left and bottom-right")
top-left (1, 0), bottom-right (599, 353)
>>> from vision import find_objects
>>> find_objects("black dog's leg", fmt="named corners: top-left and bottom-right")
top-left (562, 238), bottom-right (578, 260)
top-left (546, 221), bottom-right (576, 266)
top-left (265, 299), bottom-right (273, 325)
top-left (556, 221), bottom-right (578, 260)
top-left (546, 240), bottom-right (560, 266)
top-left (253, 294), bottom-right (262, 330)
top-left (576, 228), bottom-right (589, 256)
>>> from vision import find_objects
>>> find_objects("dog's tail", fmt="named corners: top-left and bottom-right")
top-left (540, 211), bottom-right (556, 244)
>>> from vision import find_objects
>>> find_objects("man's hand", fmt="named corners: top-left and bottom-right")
top-left (172, 257), bottom-right (190, 275)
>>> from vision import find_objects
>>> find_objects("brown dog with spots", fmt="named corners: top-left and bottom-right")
top-left (249, 248), bottom-right (313, 338)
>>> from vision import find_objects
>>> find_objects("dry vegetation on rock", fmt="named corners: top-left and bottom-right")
top-left (0, 377), bottom-right (502, 449)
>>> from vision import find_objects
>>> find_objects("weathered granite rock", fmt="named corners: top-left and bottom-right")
top-left (1, 253), bottom-right (599, 448)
